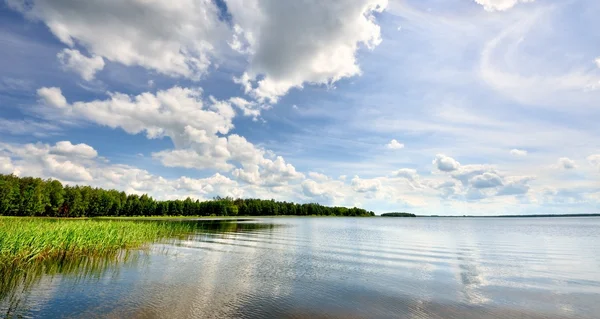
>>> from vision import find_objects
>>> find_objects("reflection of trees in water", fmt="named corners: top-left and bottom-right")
top-left (0, 220), bottom-right (274, 318)
top-left (0, 249), bottom-right (147, 317)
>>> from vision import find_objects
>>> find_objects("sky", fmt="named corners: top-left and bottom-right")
top-left (0, 0), bottom-right (599, 215)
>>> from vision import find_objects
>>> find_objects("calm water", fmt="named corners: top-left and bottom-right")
top-left (2, 217), bottom-right (600, 318)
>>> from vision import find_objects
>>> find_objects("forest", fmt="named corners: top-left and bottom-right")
top-left (381, 212), bottom-right (417, 217)
top-left (0, 174), bottom-right (375, 217)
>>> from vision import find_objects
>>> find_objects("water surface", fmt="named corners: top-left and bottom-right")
top-left (2, 217), bottom-right (599, 318)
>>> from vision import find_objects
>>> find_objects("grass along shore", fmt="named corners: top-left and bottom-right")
top-left (0, 217), bottom-right (205, 268)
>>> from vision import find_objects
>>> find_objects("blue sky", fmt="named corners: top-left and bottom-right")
top-left (0, 0), bottom-right (599, 215)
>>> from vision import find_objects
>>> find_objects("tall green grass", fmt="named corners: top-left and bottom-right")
top-left (0, 217), bottom-right (203, 268)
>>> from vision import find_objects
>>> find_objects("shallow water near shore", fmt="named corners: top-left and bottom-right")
top-left (2, 217), bottom-right (599, 318)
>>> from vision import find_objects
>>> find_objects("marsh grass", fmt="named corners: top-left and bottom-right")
top-left (0, 218), bottom-right (206, 268)
top-left (0, 217), bottom-right (224, 315)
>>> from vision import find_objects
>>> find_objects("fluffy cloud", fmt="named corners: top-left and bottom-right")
top-left (308, 172), bottom-right (330, 182)
top-left (0, 140), bottom-right (243, 199)
top-left (51, 141), bottom-right (98, 159)
top-left (431, 155), bottom-right (537, 200)
top-left (228, 0), bottom-right (387, 103)
top-left (232, 156), bottom-right (304, 187)
top-left (35, 86), bottom-right (303, 186)
top-left (474, 0), bottom-right (535, 12)
top-left (9, 0), bottom-right (388, 104)
top-left (8, 0), bottom-right (228, 80)
top-left (0, 156), bottom-right (15, 174)
top-left (301, 179), bottom-right (345, 204)
top-left (497, 176), bottom-right (534, 196)
top-left (596, 58), bottom-right (600, 69)
top-left (57, 49), bottom-right (105, 81)
top-left (351, 176), bottom-right (381, 193)
top-left (392, 168), bottom-right (418, 181)
top-left (386, 139), bottom-right (404, 150)
top-left (470, 172), bottom-right (503, 188)
top-left (2, 142), bottom-right (93, 182)
top-left (510, 149), bottom-right (527, 157)
top-left (452, 164), bottom-right (498, 186)
top-left (229, 97), bottom-right (263, 119)
top-left (557, 157), bottom-right (576, 170)
top-left (433, 154), bottom-right (461, 172)
top-left (37, 87), bottom-right (67, 108)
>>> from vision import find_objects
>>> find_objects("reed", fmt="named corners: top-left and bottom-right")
top-left (0, 217), bottom-right (201, 268)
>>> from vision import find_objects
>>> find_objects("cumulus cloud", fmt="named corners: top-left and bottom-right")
top-left (452, 164), bottom-right (497, 186)
top-left (497, 176), bottom-right (534, 196)
top-left (229, 97), bottom-right (263, 119)
top-left (470, 172), bottom-right (503, 188)
top-left (596, 58), bottom-right (600, 69)
top-left (392, 168), bottom-right (418, 181)
top-left (351, 176), bottom-right (381, 193)
top-left (228, 0), bottom-right (387, 103)
top-left (7, 0), bottom-right (228, 80)
top-left (433, 154), bottom-right (461, 172)
top-left (0, 156), bottom-right (15, 174)
top-left (0, 141), bottom-right (243, 199)
top-left (510, 149), bottom-right (527, 157)
top-left (57, 49), bottom-right (105, 81)
top-left (557, 157), bottom-right (576, 170)
top-left (308, 172), bottom-right (330, 182)
top-left (232, 156), bottom-right (304, 187)
top-left (386, 139), bottom-right (404, 150)
top-left (51, 141), bottom-right (98, 159)
top-left (1, 142), bottom-right (93, 182)
top-left (34, 86), bottom-right (304, 187)
top-left (301, 179), bottom-right (344, 203)
top-left (474, 0), bottom-right (535, 12)
top-left (37, 87), bottom-right (67, 108)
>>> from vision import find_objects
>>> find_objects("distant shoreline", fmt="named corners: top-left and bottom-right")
top-left (418, 214), bottom-right (600, 218)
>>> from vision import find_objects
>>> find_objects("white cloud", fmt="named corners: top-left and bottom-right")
top-left (392, 168), bottom-right (418, 181)
top-left (474, 0), bottom-right (535, 12)
top-left (51, 141), bottom-right (98, 159)
top-left (497, 176), bottom-right (534, 196)
top-left (8, 0), bottom-right (228, 80)
top-left (351, 175), bottom-right (382, 193)
top-left (37, 87), bottom-right (67, 108)
top-left (470, 172), bottom-right (503, 188)
top-left (557, 157), bottom-right (576, 170)
top-left (308, 172), bottom-right (330, 182)
top-left (0, 156), bottom-right (15, 174)
top-left (57, 49), bottom-right (104, 81)
top-left (0, 141), bottom-right (245, 199)
top-left (510, 149), bottom-right (527, 157)
top-left (433, 154), bottom-right (461, 172)
top-left (595, 57), bottom-right (600, 69)
top-left (34, 85), bottom-right (305, 187)
top-left (452, 164), bottom-right (497, 186)
top-left (228, 0), bottom-right (387, 103)
top-left (229, 97), bottom-right (262, 119)
top-left (301, 179), bottom-right (345, 204)
top-left (42, 156), bottom-right (93, 182)
top-left (386, 139), bottom-right (404, 150)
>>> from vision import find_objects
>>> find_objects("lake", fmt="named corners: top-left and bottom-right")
top-left (2, 217), bottom-right (599, 318)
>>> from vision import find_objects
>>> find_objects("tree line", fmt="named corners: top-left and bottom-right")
top-left (0, 174), bottom-right (375, 217)
top-left (380, 212), bottom-right (416, 217)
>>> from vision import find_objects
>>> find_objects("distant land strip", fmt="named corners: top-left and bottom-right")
top-left (421, 214), bottom-right (600, 218)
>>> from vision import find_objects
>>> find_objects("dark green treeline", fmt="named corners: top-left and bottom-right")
top-left (0, 174), bottom-right (375, 217)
